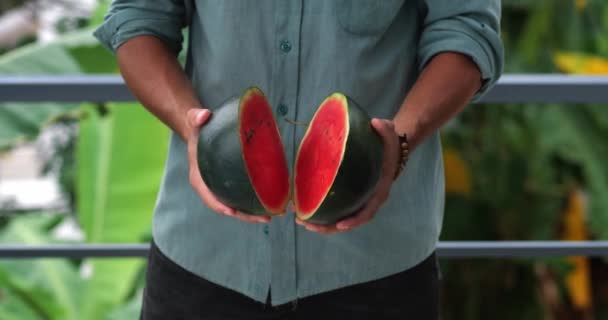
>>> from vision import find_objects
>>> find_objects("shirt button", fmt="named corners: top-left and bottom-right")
top-left (263, 225), bottom-right (269, 235)
top-left (279, 40), bottom-right (292, 53)
top-left (277, 104), bottom-right (288, 116)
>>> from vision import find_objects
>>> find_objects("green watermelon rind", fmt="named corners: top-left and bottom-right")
top-left (296, 93), bottom-right (384, 224)
top-left (197, 88), bottom-right (286, 216)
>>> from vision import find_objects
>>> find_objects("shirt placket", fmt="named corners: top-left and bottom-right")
top-left (268, 0), bottom-right (303, 305)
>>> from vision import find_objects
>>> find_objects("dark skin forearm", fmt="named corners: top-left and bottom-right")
top-left (116, 35), bottom-right (200, 141)
top-left (393, 52), bottom-right (482, 150)
top-left (117, 39), bottom-right (479, 151)
top-left (116, 35), bottom-right (270, 223)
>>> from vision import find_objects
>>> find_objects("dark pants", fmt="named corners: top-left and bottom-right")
top-left (141, 241), bottom-right (440, 320)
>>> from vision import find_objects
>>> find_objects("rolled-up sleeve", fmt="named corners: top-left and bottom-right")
top-left (417, 0), bottom-right (504, 101)
top-left (93, 0), bottom-right (186, 54)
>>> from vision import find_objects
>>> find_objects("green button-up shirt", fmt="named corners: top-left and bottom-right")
top-left (95, 0), bottom-right (503, 306)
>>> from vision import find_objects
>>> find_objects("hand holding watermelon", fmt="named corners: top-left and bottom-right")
top-left (295, 118), bottom-right (401, 234)
top-left (186, 108), bottom-right (271, 224)
top-left (195, 89), bottom-right (393, 228)
top-left (197, 89), bottom-right (291, 217)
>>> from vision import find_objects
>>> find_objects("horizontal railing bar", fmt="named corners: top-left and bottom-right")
top-left (0, 241), bottom-right (607, 259)
top-left (0, 75), bottom-right (133, 103)
top-left (482, 74), bottom-right (608, 103)
top-left (437, 241), bottom-right (608, 258)
top-left (0, 244), bottom-right (149, 258)
top-left (0, 74), bottom-right (607, 103)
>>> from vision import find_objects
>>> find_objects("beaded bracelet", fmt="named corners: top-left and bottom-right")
top-left (393, 133), bottom-right (409, 180)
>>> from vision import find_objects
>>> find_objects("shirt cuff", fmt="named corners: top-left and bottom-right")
top-left (93, 9), bottom-right (184, 54)
top-left (418, 18), bottom-right (504, 102)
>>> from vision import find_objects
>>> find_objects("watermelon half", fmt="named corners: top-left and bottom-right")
top-left (294, 93), bottom-right (383, 224)
top-left (197, 87), bottom-right (290, 215)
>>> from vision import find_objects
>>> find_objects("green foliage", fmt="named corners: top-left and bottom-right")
top-left (0, 42), bottom-right (80, 150)
top-left (440, 1), bottom-right (608, 319)
top-left (90, 1), bottom-right (111, 26)
top-left (0, 3), bottom-right (167, 318)
top-left (75, 102), bottom-right (169, 319)
top-left (0, 215), bottom-right (84, 319)
top-left (0, 27), bottom-right (118, 150)
top-left (76, 103), bottom-right (169, 243)
top-left (0, 215), bottom-right (149, 320)
top-left (536, 105), bottom-right (608, 237)
top-left (105, 291), bottom-right (143, 320)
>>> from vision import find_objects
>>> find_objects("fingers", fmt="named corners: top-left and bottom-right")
top-left (336, 195), bottom-right (383, 231)
top-left (189, 170), bottom-right (271, 223)
top-left (295, 204), bottom-right (376, 234)
top-left (371, 118), bottom-right (400, 179)
top-left (296, 195), bottom-right (383, 234)
top-left (296, 218), bottom-right (341, 234)
top-left (189, 167), bottom-right (269, 222)
top-left (228, 211), bottom-right (272, 223)
top-left (371, 118), bottom-right (395, 144)
top-left (185, 107), bottom-right (236, 216)
top-left (186, 108), bottom-right (208, 193)
top-left (189, 170), bottom-right (235, 214)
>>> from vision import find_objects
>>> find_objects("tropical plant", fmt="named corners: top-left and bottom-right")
top-left (0, 2), bottom-right (169, 319)
top-left (440, 1), bottom-right (608, 319)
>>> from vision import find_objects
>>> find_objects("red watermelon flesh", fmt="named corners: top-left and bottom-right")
top-left (239, 89), bottom-right (290, 214)
top-left (294, 94), bottom-right (349, 218)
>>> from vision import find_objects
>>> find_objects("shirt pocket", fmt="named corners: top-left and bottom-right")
top-left (335, 0), bottom-right (406, 36)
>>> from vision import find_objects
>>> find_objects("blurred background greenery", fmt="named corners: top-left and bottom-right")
top-left (0, 0), bottom-right (607, 319)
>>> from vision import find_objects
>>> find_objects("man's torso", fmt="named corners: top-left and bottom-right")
top-left (152, 0), bottom-right (445, 305)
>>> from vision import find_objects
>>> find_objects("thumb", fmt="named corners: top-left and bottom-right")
top-left (371, 118), bottom-right (400, 176)
top-left (371, 118), bottom-right (396, 142)
top-left (187, 108), bottom-right (211, 127)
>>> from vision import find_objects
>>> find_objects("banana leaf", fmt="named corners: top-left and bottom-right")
top-left (0, 27), bottom-right (117, 150)
top-left (0, 215), bottom-right (84, 320)
top-left (76, 102), bottom-right (169, 319)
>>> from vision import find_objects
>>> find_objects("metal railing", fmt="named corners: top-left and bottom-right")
top-left (1, 74), bottom-right (608, 259)
top-left (0, 241), bottom-right (607, 258)
top-left (2, 74), bottom-right (608, 103)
